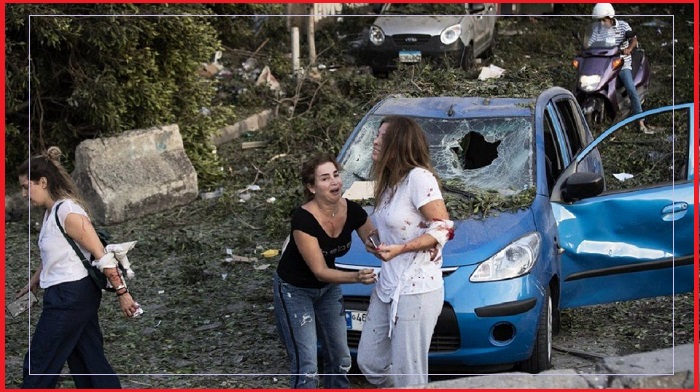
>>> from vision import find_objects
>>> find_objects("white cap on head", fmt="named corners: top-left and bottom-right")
top-left (592, 3), bottom-right (615, 19)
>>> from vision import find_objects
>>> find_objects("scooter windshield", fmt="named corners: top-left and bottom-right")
top-left (583, 22), bottom-right (618, 49)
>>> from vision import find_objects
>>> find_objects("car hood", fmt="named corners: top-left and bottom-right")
top-left (346, 206), bottom-right (537, 269)
top-left (373, 15), bottom-right (463, 36)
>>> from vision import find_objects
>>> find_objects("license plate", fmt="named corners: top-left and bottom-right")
top-left (345, 310), bottom-right (367, 331)
top-left (399, 50), bottom-right (421, 63)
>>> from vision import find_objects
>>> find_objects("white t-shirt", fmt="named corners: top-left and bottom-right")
top-left (588, 19), bottom-right (633, 70)
top-left (372, 167), bottom-right (445, 303)
top-left (38, 199), bottom-right (90, 288)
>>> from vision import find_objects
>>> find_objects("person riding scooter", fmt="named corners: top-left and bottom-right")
top-left (589, 3), bottom-right (650, 133)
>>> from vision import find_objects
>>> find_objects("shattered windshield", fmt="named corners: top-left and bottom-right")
top-left (340, 115), bottom-right (535, 198)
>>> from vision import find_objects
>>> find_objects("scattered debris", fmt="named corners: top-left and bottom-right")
top-left (222, 255), bottom-right (258, 264)
top-left (241, 141), bottom-right (267, 150)
top-left (254, 264), bottom-right (271, 270)
top-left (239, 185), bottom-right (261, 192)
top-left (261, 249), bottom-right (280, 258)
top-left (552, 344), bottom-right (608, 360)
top-left (241, 57), bottom-right (258, 72)
top-left (199, 50), bottom-right (224, 78)
top-left (200, 187), bottom-right (224, 200)
top-left (238, 192), bottom-right (252, 202)
top-left (613, 173), bottom-right (634, 182)
top-left (193, 322), bottom-right (222, 332)
top-left (256, 66), bottom-right (281, 92)
top-left (268, 153), bottom-right (288, 162)
top-left (478, 64), bottom-right (506, 80)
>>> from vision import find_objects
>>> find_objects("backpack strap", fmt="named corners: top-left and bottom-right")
top-left (54, 201), bottom-right (105, 287)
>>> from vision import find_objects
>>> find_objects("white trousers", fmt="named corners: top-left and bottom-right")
top-left (357, 286), bottom-right (444, 388)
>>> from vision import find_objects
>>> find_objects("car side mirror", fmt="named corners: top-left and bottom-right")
top-left (470, 4), bottom-right (486, 13)
top-left (560, 172), bottom-right (604, 203)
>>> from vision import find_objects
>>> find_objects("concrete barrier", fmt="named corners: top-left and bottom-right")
top-left (210, 109), bottom-right (273, 146)
top-left (72, 124), bottom-right (198, 225)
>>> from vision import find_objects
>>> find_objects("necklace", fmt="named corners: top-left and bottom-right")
top-left (316, 200), bottom-right (339, 218)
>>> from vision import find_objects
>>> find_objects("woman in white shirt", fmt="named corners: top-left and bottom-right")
top-left (15, 146), bottom-right (139, 388)
top-left (357, 116), bottom-right (454, 388)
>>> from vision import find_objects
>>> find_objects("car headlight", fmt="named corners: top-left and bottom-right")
top-left (579, 75), bottom-right (601, 92)
top-left (369, 25), bottom-right (385, 46)
top-left (440, 24), bottom-right (462, 45)
top-left (470, 232), bottom-right (541, 282)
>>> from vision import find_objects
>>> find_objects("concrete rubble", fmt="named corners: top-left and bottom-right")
top-left (414, 344), bottom-right (695, 389)
top-left (72, 124), bottom-right (198, 225)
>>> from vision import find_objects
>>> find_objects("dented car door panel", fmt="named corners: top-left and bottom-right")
top-left (554, 103), bottom-right (695, 308)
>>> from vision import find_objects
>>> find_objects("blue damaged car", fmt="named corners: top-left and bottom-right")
top-left (335, 87), bottom-right (695, 373)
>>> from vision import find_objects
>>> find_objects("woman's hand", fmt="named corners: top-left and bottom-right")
top-left (357, 268), bottom-right (377, 284)
top-left (16, 267), bottom-right (42, 299)
top-left (117, 292), bottom-right (141, 318)
top-left (364, 230), bottom-right (382, 258)
top-left (15, 284), bottom-right (34, 299)
top-left (375, 244), bottom-right (406, 262)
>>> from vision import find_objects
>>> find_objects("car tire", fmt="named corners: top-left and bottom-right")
top-left (461, 44), bottom-right (475, 71)
top-left (519, 288), bottom-right (552, 373)
top-left (585, 109), bottom-right (603, 127)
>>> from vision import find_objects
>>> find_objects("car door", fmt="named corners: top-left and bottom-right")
top-left (467, 3), bottom-right (495, 54)
top-left (550, 104), bottom-right (695, 309)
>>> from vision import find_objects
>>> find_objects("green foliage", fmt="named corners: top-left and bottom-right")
top-left (444, 187), bottom-right (537, 220)
top-left (5, 3), bottom-right (227, 187)
top-left (204, 3), bottom-right (287, 51)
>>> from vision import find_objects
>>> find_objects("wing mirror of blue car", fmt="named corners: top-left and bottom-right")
top-left (560, 172), bottom-right (604, 203)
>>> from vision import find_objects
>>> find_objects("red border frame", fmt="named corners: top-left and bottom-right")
top-left (1, 1), bottom-right (697, 391)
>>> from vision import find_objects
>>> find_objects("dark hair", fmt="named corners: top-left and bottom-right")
top-left (300, 153), bottom-right (342, 202)
top-left (371, 115), bottom-right (437, 205)
top-left (18, 146), bottom-right (89, 213)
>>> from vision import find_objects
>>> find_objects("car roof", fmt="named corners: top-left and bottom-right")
top-left (370, 96), bottom-right (535, 119)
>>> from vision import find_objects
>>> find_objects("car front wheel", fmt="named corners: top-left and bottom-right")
top-left (461, 44), bottom-right (475, 70)
top-left (519, 288), bottom-right (552, 373)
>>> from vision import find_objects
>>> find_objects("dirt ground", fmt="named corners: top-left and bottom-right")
top-left (4, 5), bottom-right (696, 389)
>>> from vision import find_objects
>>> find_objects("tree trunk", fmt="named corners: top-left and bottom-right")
top-left (306, 4), bottom-right (317, 66)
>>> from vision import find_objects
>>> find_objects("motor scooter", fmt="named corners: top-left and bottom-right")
top-left (572, 22), bottom-right (651, 126)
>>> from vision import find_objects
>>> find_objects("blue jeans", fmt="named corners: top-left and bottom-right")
top-left (273, 273), bottom-right (351, 389)
top-left (22, 276), bottom-right (120, 389)
top-left (619, 68), bottom-right (643, 116)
